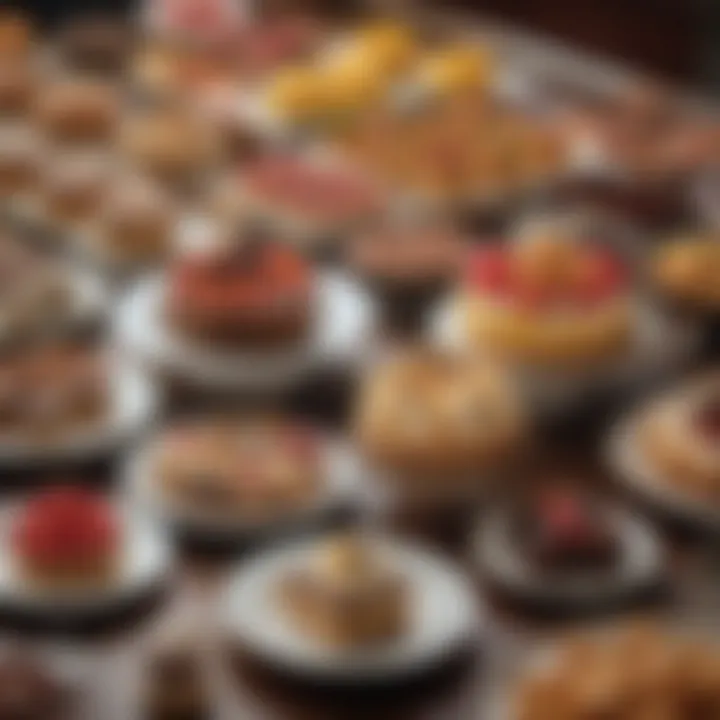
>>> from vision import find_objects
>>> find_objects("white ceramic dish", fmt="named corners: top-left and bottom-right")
top-left (114, 269), bottom-right (377, 390)
top-left (475, 506), bottom-right (665, 607)
top-left (223, 535), bottom-right (479, 682)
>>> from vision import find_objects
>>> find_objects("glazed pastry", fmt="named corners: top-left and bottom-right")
top-left (34, 79), bottom-right (120, 145)
top-left (346, 21), bottom-right (417, 77)
top-left (40, 153), bottom-right (111, 225)
top-left (96, 176), bottom-right (176, 264)
top-left (515, 623), bottom-right (720, 720)
top-left (59, 17), bottom-right (132, 74)
top-left (120, 109), bottom-right (221, 185)
top-left (265, 65), bottom-right (330, 124)
top-left (227, 155), bottom-right (382, 243)
top-left (279, 533), bottom-right (408, 647)
top-left (13, 487), bottom-right (119, 590)
top-left (153, 417), bottom-right (321, 521)
top-left (418, 44), bottom-right (494, 96)
top-left (336, 96), bottom-right (564, 207)
top-left (515, 487), bottom-right (618, 573)
top-left (461, 218), bottom-right (631, 365)
top-left (0, 126), bottom-right (39, 197)
top-left (0, 345), bottom-right (109, 440)
top-left (0, 653), bottom-right (72, 719)
top-left (0, 11), bottom-right (33, 59)
top-left (355, 349), bottom-right (525, 487)
top-left (0, 62), bottom-right (35, 116)
top-left (166, 233), bottom-right (312, 347)
top-left (638, 373), bottom-right (720, 502)
top-left (653, 232), bottom-right (720, 310)
top-left (143, 632), bottom-right (210, 720)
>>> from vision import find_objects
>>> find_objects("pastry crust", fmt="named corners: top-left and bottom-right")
top-left (355, 349), bottom-right (525, 484)
top-left (653, 234), bottom-right (720, 310)
top-left (279, 534), bottom-right (408, 647)
top-left (637, 374), bottom-right (720, 500)
top-left (515, 624), bottom-right (720, 720)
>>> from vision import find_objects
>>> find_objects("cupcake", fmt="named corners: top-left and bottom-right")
top-left (142, 630), bottom-right (210, 720)
top-left (40, 153), bottom-right (111, 226)
top-left (59, 16), bottom-right (132, 75)
top-left (120, 108), bottom-right (221, 186)
top-left (34, 79), bottom-right (120, 145)
top-left (0, 62), bottom-right (35, 117)
top-left (348, 223), bottom-right (467, 328)
top-left (0, 653), bottom-right (73, 719)
top-left (13, 487), bottom-right (119, 591)
top-left (0, 125), bottom-right (39, 198)
top-left (354, 349), bottom-right (525, 493)
top-left (152, 416), bottom-right (322, 522)
top-left (278, 532), bottom-right (409, 647)
top-left (0, 11), bottom-right (33, 60)
top-left (653, 231), bottom-right (720, 311)
top-left (166, 232), bottom-right (313, 347)
top-left (460, 219), bottom-right (631, 366)
top-left (95, 176), bottom-right (176, 265)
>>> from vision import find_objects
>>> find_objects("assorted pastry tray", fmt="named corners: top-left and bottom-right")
top-left (1, 3), bottom-right (720, 719)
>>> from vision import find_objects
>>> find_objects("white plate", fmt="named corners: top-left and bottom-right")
top-left (223, 535), bottom-right (480, 682)
top-left (607, 416), bottom-right (720, 531)
top-left (431, 297), bottom-right (699, 414)
top-left (114, 270), bottom-right (377, 390)
top-left (0, 361), bottom-right (158, 466)
top-left (475, 506), bottom-right (665, 607)
top-left (125, 435), bottom-right (368, 540)
top-left (0, 503), bottom-right (172, 617)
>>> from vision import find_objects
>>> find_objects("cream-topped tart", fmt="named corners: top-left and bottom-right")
top-left (460, 218), bottom-right (631, 366)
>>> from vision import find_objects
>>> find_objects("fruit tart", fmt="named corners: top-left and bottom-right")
top-left (355, 349), bottom-right (525, 488)
top-left (278, 533), bottom-right (409, 648)
top-left (167, 230), bottom-right (313, 348)
top-left (13, 487), bottom-right (120, 591)
top-left (152, 417), bottom-right (322, 522)
top-left (460, 219), bottom-right (631, 366)
top-left (637, 373), bottom-right (720, 503)
top-left (514, 623), bottom-right (720, 720)
top-left (653, 231), bottom-right (720, 310)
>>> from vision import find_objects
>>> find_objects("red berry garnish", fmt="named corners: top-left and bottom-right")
top-left (466, 247), bottom-right (512, 295)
